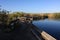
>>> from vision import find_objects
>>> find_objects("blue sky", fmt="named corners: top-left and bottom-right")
top-left (0, 0), bottom-right (60, 13)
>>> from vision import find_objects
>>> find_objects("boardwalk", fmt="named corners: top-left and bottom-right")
top-left (0, 20), bottom-right (43, 40)
top-left (0, 19), bottom-right (56, 40)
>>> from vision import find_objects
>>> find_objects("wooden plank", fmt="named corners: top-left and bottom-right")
top-left (41, 31), bottom-right (56, 40)
top-left (31, 29), bottom-right (42, 40)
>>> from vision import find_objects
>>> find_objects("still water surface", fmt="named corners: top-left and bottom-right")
top-left (33, 19), bottom-right (60, 40)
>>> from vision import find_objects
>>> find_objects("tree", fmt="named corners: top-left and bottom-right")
top-left (0, 9), bottom-right (9, 24)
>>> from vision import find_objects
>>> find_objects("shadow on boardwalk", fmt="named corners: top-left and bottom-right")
top-left (0, 19), bottom-right (42, 40)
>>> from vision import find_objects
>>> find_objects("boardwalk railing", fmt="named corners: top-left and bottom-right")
top-left (31, 24), bottom-right (56, 40)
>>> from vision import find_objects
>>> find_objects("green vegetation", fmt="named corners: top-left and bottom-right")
top-left (0, 10), bottom-right (8, 24)
top-left (53, 13), bottom-right (60, 19)
top-left (0, 10), bottom-right (28, 24)
top-left (1, 8), bottom-right (60, 25)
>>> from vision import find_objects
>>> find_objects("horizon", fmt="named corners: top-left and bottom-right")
top-left (0, 0), bottom-right (60, 13)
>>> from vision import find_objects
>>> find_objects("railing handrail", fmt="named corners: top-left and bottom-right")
top-left (31, 24), bottom-right (56, 40)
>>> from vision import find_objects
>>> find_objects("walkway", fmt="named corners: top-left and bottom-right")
top-left (0, 20), bottom-right (43, 40)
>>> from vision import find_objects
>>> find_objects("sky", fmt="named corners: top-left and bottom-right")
top-left (0, 0), bottom-right (60, 13)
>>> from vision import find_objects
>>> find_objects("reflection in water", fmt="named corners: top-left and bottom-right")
top-left (33, 19), bottom-right (60, 40)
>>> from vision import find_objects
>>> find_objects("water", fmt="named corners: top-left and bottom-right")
top-left (33, 19), bottom-right (60, 40)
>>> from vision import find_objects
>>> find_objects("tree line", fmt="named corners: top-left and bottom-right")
top-left (0, 9), bottom-right (60, 25)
